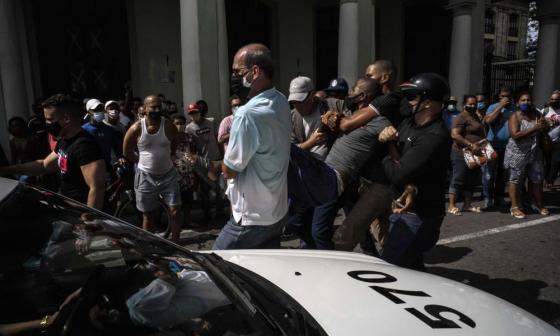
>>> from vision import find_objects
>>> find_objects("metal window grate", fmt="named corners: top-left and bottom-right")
top-left (485, 59), bottom-right (534, 99)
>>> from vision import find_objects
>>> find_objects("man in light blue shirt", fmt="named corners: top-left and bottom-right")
top-left (481, 87), bottom-right (515, 208)
top-left (213, 44), bottom-right (291, 249)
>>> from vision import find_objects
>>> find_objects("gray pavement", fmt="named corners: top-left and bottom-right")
top-left (179, 188), bottom-right (560, 329)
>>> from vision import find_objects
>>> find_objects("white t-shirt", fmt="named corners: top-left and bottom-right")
top-left (302, 106), bottom-right (329, 161)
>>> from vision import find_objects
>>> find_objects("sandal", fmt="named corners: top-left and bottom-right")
top-left (510, 207), bottom-right (526, 219)
top-left (447, 207), bottom-right (462, 216)
top-left (462, 206), bottom-right (482, 213)
top-left (531, 204), bottom-right (549, 216)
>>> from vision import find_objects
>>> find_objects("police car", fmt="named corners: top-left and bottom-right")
top-left (0, 177), bottom-right (558, 335)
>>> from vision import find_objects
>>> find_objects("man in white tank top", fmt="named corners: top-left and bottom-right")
top-left (123, 95), bottom-right (182, 241)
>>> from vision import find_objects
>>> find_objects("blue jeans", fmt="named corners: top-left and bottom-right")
top-left (449, 150), bottom-right (479, 195)
top-left (287, 199), bottom-right (339, 250)
top-left (381, 213), bottom-right (443, 270)
top-left (213, 214), bottom-right (288, 250)
top-left (481, 146), bottom-right (506, 202)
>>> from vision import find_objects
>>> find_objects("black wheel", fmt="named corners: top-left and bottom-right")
top-left (115, 198), bottom-right (171, 239)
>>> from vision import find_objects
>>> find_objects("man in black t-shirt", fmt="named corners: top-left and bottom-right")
top-left (334, 73), bottom-right (451, 270)
top-left (0, 94), bottom-right (106, 209)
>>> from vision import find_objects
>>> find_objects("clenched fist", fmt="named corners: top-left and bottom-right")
top-left (379, 126), bottom-right (399, 143)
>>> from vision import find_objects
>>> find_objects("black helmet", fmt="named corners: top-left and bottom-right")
top-left (399, 73), bottom-right (450, 102)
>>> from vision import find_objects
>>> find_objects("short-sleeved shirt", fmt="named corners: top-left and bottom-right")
top-left (218, 115), bottom-right (233, 152)
top-left (173, 132), bottom-right (196, 191)
top-left (368, 92), bottom-right (409, 127)
top-left (185, 118), bottom-right (222, 161)
top-left (451, 111), bottom-right (485, 152)
top-left (291, 106), bottom-right (329, 161)
top-left (325, 116), bottom-right (391, 177)
top-left (224, 88), bottom-right (291, 226)
top-left (82, 122), bottom-right (122, 168)
top-left (442, 109), bottom-right (461, 130)
top-left (55, 131), bottom-right (103, 204)
top-left (486, 102), bottom-right (516, 148)
top-left (544, 106), bottom-right (560, 143)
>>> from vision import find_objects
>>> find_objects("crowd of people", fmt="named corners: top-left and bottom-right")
top-left (1, 42), bottom-right (559, 270)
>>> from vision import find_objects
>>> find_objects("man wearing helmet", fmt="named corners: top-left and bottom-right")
top-left (334, 73), bottom-right (452, 270)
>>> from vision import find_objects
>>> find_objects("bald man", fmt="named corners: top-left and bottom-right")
top-left (213, 43), bottom-right (292, 250)
top-left (123, 95), bottom-right (182, 241)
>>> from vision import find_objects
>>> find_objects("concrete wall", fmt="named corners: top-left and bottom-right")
top-left (358, 0), bottom-right (375, 76)
top-left (127, 0), bottom-right (183, 107)
top-left (197, 0), bottom-right (225, 117)
top-left (376, 0), bottom-right (404, 82)
top-left (276, 0), bottom-right (315, 94)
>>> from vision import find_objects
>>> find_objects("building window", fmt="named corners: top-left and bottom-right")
top-left (485, 10), bottom-right (495, 34)
top-left (509, 14), bottom-right (519, 37)
top-left (507, 41), bottom-right (518, 60)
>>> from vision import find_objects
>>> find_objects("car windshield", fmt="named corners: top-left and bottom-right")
top-left (0, 183), bottom-right (263, 335)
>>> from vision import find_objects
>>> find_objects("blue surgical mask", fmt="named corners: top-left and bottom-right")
top-left (477, 102), bottom-right (486, 110)
top-left (519, 103), bottom-right (531, 112)
top-left (92, 112), bottom-right (105, 123)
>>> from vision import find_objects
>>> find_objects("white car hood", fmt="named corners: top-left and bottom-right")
top-left (214, 249), bottom-right (559, 336)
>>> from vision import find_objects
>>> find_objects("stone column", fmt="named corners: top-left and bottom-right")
top-left (447, 0), bottom-right (475, 108)
top-left (0, 0), bottom-right (32, 159)
top-left (216, 0), bottom-right (230, 119)
top-left (370, 0), bottom-right (376, 61)
top-left (0, 0), bottom-right (30, 120)
top-left (533, 2), bottom-right (560, 107)
top-left (179, 0), bottom-right (202, 109)
top-left (338, 0), bottom-right (359, 87)
top-left (469, 0), bottom-right (485, 94)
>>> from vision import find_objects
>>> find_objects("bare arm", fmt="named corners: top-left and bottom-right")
top-left (218, 133), bottom-right (230, 145)
top-left (297, 129), bottom-right (326, 151)
top-left (338, 106), bottom-right (378, 133)
top-left (81, 159), bottom-right (106, 210)
top-left (508, 112), bottom-right (546, 140)
top-left (123, 121), bottom-right (140, 163)
top-left (483, 99), bottom-right (508, 124)
top-left (166, 120), bottom-right (178, 157)
top-left (450, 127), bottom-right (474, 148)
top-left (0, 151), bottom-right (58, 177)
top-left (221, 162), bottom-right (237, 179)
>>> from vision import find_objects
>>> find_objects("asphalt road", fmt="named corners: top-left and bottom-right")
top-left (424, 189), bottom-right (560, 329)
top-left (181, 188), bottom-right (560, 329)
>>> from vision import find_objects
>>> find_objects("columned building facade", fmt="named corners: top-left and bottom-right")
top-left (1, 0), bottom-right (554, 157)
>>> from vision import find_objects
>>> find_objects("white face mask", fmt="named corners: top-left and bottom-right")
top-left (107, 109), bottom-right (119, 118)
top-left (92, 111), bottom-right (105, 123)
top-left (447, 104), bottom-right (456, 111)
top-left (231, 106), bottom-right (239, 115)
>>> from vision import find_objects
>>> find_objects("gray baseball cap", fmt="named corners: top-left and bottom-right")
top-left (288, 76), bottom-right (314, 102)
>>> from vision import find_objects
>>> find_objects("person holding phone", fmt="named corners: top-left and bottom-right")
top-left (482, 87), bottom-right (516, 209)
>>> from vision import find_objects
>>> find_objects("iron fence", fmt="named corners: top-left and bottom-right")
top-left (485, 59), bottom-right (535, 99)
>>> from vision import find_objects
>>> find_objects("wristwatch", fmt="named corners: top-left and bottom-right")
top-left (39, 315), bottom-right (50, 330)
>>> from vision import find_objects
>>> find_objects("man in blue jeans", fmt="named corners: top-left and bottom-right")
top-left (213, 44), bottom-right (291, 250)
top-left (482, 87), bottom-right (515, 208)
